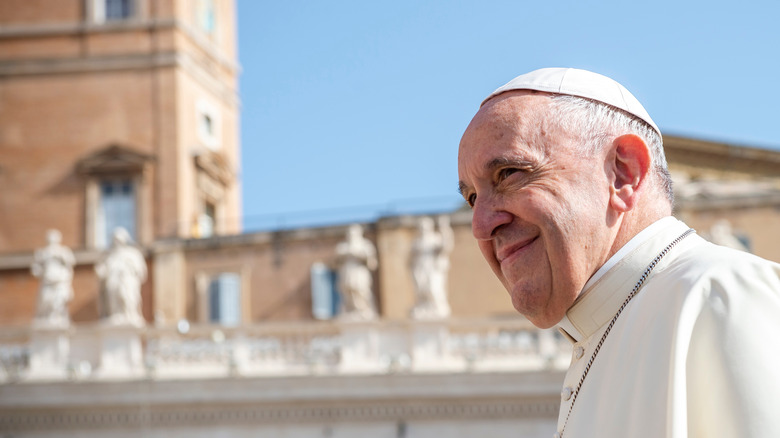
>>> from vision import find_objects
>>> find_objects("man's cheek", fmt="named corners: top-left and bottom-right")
top-left (477, 242), bottom-right (503, 278)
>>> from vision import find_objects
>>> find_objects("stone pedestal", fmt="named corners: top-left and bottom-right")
top-left (411, 323), bottom-right (452, 373)
top-left (27, 326), bottom-right (70, 381)
top-left (339, 323), bottom-right (380, 374)
top-left (96, 324), bottom-right (144, 379)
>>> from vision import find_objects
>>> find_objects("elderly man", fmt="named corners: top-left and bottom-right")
top-left (457, 68), bottom-right (780, 437)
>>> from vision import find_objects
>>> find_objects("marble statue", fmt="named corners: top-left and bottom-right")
top-left (95, 227), bottom-right (147, 326)
top-left (410, 216), bottom-right (454, 319)
top-left (30, 229), bottom-right (75, 326)
top-left (335, 224), bottom-right (378, 320)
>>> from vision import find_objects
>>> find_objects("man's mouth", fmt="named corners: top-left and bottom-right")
top-left (496, 236), bottom-right (538, 265)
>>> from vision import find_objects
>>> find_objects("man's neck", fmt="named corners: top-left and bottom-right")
top-left (584, 216), bottom-right (677, 293)
top-left (610, 199), bottom-right (671, 259)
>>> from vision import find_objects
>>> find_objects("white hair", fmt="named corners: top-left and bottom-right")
top-left (547, 95), bottom-right (674, 204)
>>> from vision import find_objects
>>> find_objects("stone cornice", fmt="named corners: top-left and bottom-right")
top-left (664, 134), bottom-right (780, 177)
top-left (0, 398), bottom-right (559, 432)
top-left (0, 247), bottom-right (153, 271)
top-left (0, 51), bottom-right (239, 106)
top-left (0, 250), bottom-right (100, 270)
top-left (195, 151), bottom-right (234, 186)
top-left (0, 372), bottom-right (562, 431)
top-left (152, 209), bottom-right (469, 253)
top-left (2, 371), bottom-right (563, 405)
top-left (675, 192), bottom-right (780, 211)
top-left (76, 143), bottom-right (155, 176)
top-left (0, 18), bottom-right (176, 38)
top-left (0, 51), bottom-right (178, 76)
top-left (0, 18), bottom-right (238, 74)
top-left (151, 207), bottom-right (474, 253)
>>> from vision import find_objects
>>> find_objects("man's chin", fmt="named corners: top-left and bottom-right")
top-left (509, 292), bottom-right (563, 329)
top-left (525, 315), bottom-right (561, 330)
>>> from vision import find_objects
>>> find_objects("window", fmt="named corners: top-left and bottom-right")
top-left (106, 0), bottom-right (133, 20)
top-left (198, 201), bottom-right (216, 238)
top-left (197, 0), bottom-right (217, 35)
top-left (197, 99), bottom-right (221, 150)
top-left (77, 144), bottom-right (151, 249)
top-left (96, 179), bottom-right (136, 248)
top-left (208, 273), bottom-right (241, 326)
top-left (311, 263), bottom-right (340, 320)
top-left (737, 235), bottom-right (752, 252)
top-left (202, 114), bottom-right (213, 137)
top-left (93, 0), bottom-right (135, 22)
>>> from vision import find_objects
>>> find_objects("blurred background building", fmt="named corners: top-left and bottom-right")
top-left (1, 1), bottom-right (780, 437)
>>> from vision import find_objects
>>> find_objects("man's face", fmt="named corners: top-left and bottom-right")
top-left (457, 92), bottom-right (613, 328)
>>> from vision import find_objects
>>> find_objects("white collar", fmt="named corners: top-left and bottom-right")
top-left (582, 217), bottom-right (678, 291)
top-left (557, 217), bottom-right (690, 343)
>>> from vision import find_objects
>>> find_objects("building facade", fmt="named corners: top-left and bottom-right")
top-left (2, 2), bottom-right (780, 437)
top-left (1, 136), bottom-right (779, 436)
top-left (0, 0), bottom-right (241, 325)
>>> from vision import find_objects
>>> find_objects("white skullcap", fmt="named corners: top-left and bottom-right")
top-left (483, 67), bottom-right (660, 136)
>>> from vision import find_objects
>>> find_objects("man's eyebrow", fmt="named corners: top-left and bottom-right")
top-left (457, 181), bottom-right (469, 197)
top-left (485, 156), bottom-right (535, 171)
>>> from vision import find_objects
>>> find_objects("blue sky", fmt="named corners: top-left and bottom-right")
top-left (236, 1), bottom-right (780, 231)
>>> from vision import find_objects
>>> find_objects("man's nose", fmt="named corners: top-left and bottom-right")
top-left (471, 195), bottom-right (512, 241)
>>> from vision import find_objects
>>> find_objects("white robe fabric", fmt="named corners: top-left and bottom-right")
top-left (555, 218), bottom-right (780, 438)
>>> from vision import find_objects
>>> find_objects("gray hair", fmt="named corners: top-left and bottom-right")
top-left (546, 95), bottom-right (674, 205)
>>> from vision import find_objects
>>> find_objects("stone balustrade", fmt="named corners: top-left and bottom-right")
top-left (0, 318), bottom-right (571, 383)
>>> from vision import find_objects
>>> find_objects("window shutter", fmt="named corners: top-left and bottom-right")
top-left (209, 273), bottom-right (241, 326)
top-left (311, 263), bottom-right (338, 320)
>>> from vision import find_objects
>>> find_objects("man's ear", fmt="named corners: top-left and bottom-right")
top-left (609, 134), bottom-right (651, 212)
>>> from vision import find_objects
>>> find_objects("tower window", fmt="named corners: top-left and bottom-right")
top-left (96, 179), bottom-right (136, 248)
top-left (197, 0), bottom-right (217, 35)
top-left (199, 201), bottom-right (216, 238)
top-left (202, 114), bottom-right (213, 136)
top-left (96, 0), bottom-right (135, 22)
top-left (197, 99), bottom-right (221, 150)
top-left (106, 0), bottom-right (132, 20)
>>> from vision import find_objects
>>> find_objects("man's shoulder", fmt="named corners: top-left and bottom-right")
top-left (681, 235), bottom-right (779, 269)
top-left (663, 234), bottom-right (780, 296)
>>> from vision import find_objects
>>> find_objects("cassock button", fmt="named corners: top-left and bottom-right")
top-left (561, 386), bottom-right (573, 401)
top-left (574, 346), bottom-right (584, 360)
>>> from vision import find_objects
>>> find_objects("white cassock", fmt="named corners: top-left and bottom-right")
top-left (554, 217), bottom-right (780, 438)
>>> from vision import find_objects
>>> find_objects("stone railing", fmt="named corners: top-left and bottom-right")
top-left (0, 318), bottom-right (572, 383)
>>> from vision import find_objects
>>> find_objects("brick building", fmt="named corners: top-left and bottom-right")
top-left (0, 0), bottom-right (241, 325)
top-left (1, 2), bottom-right (780, 437)
top-left (2, 0), bottom-right (780, 331)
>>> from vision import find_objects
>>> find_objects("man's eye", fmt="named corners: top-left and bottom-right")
top-left (499, 168), bottom-right (520, 180)
top-left (467, 193), bottom-right (476, 208)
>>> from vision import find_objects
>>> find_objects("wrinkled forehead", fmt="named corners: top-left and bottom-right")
top-left (468, 90), bottom-right (555, 132)
top-left (479, 89), bottom-right (551, 120)
top-left (459, 92), bottom-right (555, 156)
top-left (457, 91), bottom-right (585, 189)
